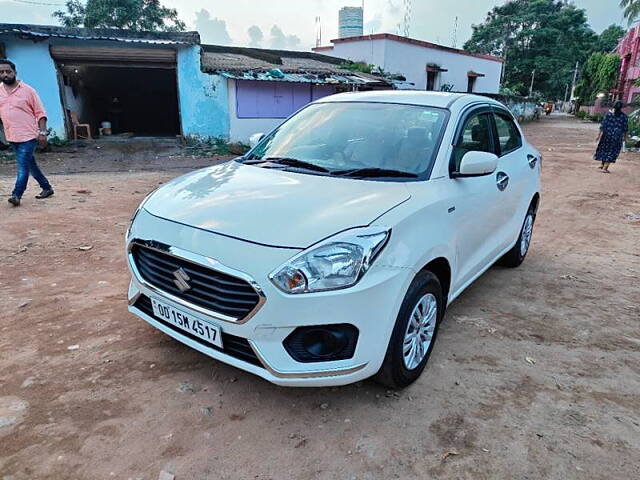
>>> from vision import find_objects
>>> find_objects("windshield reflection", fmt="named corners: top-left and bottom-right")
top-left (246, 102), bottom-right (447, 179)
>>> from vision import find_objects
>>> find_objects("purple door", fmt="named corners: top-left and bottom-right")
top-left (236, 81), bottom-right (333, 118)
top-left (237, 81), bottom-right (316, 119)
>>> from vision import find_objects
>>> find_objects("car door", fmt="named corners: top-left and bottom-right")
top-left (490, 109), bottom-right (535, 252)
top-left (445, 107), bottom-right (505, 292)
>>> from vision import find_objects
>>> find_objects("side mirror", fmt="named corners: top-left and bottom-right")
top-left (456, 151), bottom-right (498, 177)
top-left (249, 132), bottom-right (265, 148)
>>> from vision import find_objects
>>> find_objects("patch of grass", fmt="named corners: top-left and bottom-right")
top-left (339, 61), bottom-right (375, 74)
top-left (0, 149), bottom-right (15, 164)
top-left (182, 136), bottom-right (250, 157)
top-left (49, 135), bottom-right (71, 147)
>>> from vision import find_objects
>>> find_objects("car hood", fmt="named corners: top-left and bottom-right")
top-left (143, 161), bottom-right (411, 248)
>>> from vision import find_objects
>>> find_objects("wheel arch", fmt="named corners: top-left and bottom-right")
top-left (530, 193), bottom-right (540, 215)
top-left (418, 257), bottom-right (452, 305)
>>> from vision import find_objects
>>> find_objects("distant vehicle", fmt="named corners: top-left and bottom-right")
top-left (544, 102), bottom-right (553, 115)
top-left (126, 91), bottom-right (541, 388)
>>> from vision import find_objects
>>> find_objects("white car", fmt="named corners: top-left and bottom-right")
top-left (126, 91), bottom-right (541, 388)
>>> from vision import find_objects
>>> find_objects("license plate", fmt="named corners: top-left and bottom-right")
top-left (151, 298), bottom-right (223, 349)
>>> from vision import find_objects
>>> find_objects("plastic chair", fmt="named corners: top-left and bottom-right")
top-left (70, 111), bottom-right (92, 140)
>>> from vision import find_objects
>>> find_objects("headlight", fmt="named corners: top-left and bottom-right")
top-left (270, 227), bottom-right (391, 294)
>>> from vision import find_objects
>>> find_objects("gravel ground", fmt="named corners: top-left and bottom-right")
top-left (0, 114), bottom-right (639, 480)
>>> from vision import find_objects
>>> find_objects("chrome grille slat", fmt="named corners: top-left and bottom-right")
top-left (136, 256), bottom-right (257, 300)
top-left (136, 248), bottom-right (249, 288)
top-left (131, 244), bottom-right (261, 319)
top-left (134, 260), bottom-right (253, 313)
top-left (134, 262), bottom-right (251, 314)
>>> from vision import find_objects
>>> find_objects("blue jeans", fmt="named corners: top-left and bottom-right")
top-left (10, 139), bottom-right (52, 198)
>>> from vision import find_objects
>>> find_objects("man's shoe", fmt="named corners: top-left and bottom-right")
top-left (8, 196), bottom-right (20, 206)
top-left (35, 189), bottom-right (54, 199)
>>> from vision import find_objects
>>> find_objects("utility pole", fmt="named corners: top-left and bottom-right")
top-left (529, 69), bottom-right (536, 97)
top-left (570, 61), bottom-right (579, 100)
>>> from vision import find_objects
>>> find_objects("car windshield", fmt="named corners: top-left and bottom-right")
top-left (244, 102), bottom-right (448, 179)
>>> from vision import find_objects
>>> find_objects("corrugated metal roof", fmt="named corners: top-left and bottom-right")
top-left (50, 46), bottom-right (177, 64)
top-left (202, 50), bottom-right (347, 75)
top-left (0, 23), bottom-right (199, 45)
top-left (201, 47), bottom-right (390, 86)
top-left (219, 70), bottom-right (386, 85)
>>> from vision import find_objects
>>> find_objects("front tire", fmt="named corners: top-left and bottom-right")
top-left (500, 208), bottom-right (535, 268)
top-left (375, 271), bottom-right (444, 389)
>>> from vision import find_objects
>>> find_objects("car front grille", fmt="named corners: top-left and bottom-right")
top-left (133, 294), bottom-right (264, 368)
top-left (130, 244), bottom-right (261, 320)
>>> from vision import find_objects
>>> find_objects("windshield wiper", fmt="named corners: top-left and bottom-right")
top-left (244, 157), bottom-right (330, 173)
top-left (333, 168), bottom-right (419, 178)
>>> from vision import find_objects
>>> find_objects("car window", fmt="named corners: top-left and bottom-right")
top-left (247, 102), bottom-right (448, 179)
top-left (494, 112), bottom-right (522, 155)
top-left (451, 113), bottom-right (494, 172)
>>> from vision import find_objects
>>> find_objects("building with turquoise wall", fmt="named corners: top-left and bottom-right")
top-left (1, 24), bottom-right (231, 141)
top-left (2, 37), bottom-right (67, 139)
top-left (177, 45), bottom-right (229, 139)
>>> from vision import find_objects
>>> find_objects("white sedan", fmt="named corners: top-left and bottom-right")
top-left (126, 91), bottom-right (541, 388)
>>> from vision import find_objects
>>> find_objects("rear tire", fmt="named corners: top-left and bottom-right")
top-left (375, 271), bottom-right (444, 389)
top-left (499, 208), bottom-right (535, 268)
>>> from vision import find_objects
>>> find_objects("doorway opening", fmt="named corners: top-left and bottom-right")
top-left (58, 64), bottom-right (180, 138)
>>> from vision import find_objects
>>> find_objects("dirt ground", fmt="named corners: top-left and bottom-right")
top-left (0, 137), bottom-right (225, 177)
top-left (1, 115), bottom-right (639, 480)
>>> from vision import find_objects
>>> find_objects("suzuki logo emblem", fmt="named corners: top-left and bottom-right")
top-left (172, 268), bottom-right (192, 293)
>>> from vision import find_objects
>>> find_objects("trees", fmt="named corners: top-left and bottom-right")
top-left (53, 0), bottom-right (185, 32)
top-left (594, 25), bottom-right (625, 53)
top-left (574, 53), bottom-right (622, 104)
top-left (621, 0), bottom-right (640, 25)
top-left (464, 0), bottom-right (599, 99)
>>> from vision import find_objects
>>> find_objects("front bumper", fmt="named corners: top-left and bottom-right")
top-left (127, 209), bottom-right (413, 387)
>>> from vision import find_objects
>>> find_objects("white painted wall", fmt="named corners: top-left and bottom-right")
top-left (63, 85), bottom-right (84, 118)
top-left (324, 38), bottom-right (503, 93)
top-left (227, 79), bottom-right (286, 143)
top-left (323, 38), bottom-right (387, 73)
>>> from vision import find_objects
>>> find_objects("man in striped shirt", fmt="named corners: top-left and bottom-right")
top-left (0, 59), bottom-right (54, 207)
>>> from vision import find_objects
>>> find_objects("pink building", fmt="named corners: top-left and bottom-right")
top-left (615, 25), bottom-right (640, 103)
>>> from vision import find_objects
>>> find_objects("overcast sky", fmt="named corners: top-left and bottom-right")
top-left (1, 0), bottom-right (627, 50)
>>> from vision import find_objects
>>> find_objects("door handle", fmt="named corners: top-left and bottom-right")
top-left (527, 154), bottom-right (538, 169)
top-left (496, 171), bottom-right (509, 191)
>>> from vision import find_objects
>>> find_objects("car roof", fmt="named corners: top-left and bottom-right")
top-left (317, 90), bottom-right (501, 110)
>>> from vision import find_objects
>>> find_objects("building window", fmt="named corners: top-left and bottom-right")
top-left (467, 76), bottom-right (476, 93)
top-left (467, 71), bottom-right (485, 93)
top-left (427, 71), bottom-right (438, 91)
top-left (426, 65), bottom-right (447, 91)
